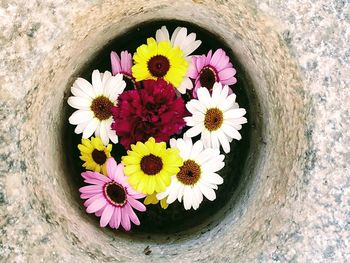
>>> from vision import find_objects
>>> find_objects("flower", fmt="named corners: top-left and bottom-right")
top-left (157, 138), bottom-right (225, 210)
top-left (78, 137), bottom-right (112, 175)
top-left (155, 26), bottom-right (202, 93)
top-left (68, 70), bottom-right (126, 145)
top-left (188, 49), bottom-right (237, 98)
top-left (122, 137), bottom-right (183, 195)
top-left (111, 79), bottom-right (186, 149)
top-left (132, 37), bottom-right (188, 88)
top-left (144, 193), bottom-right (169, 209)
top-left (184, 82), bottom-right (247, 153)
top-left (79, 158), bottom-right (146, 231)
top-left (110, 50), bottom-right (137, 90)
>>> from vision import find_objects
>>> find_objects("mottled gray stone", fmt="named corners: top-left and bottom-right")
top-left (0, 0), bottom-right (349, 262)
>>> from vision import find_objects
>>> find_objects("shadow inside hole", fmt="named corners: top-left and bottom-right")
top-left (63, 19), bottom-right (254, 236)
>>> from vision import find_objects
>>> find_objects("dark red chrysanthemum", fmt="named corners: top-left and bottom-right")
top-left (111, 79), bottom-right (186, 149)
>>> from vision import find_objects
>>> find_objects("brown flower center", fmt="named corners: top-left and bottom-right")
top-left (199, 66), bottom-right (218, 90)
top-left (104, 182), bottom-right (127, 206)
top-left (176, 160), bottom-right (201, 185)
top-left (140, 154), bottom-right (163, 175)
top-left (90, 96), bottom-right (114, 120)
top-left (123, 74), bottom-right (137, 91)
top-left (148, 55), bottom-right (170, 78)
top-left (204, 108), bottom-right (224, 131)
top-left (91, 149), bottom-right (107, 165)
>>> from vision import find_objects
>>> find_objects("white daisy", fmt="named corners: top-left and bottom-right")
top-left (184, 82), bottom-right (247, 153)
top-left (155, 26), bottom-right (202, 94)
top-left (68, 69), bottom-right (126, 145)
top-left (157, 138), bottom-right (225, 210)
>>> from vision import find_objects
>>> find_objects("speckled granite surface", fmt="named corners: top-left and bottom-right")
top-left (0, 0), bottom-right (349, 262)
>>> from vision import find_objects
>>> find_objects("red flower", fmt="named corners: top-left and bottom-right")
top-left (111, 79), bottom-right (186, 149)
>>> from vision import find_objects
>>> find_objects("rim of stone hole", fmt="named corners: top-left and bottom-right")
top-left (62, 19), bottom-right (261, 238)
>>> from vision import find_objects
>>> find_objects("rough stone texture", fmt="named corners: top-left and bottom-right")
top-left (0, 0), bottom-right (349, 262)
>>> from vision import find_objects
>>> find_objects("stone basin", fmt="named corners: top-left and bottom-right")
top-left (1, 0), bottom-right (349, 262)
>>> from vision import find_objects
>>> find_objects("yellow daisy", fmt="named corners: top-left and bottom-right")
top-left (132, 37), bottom-right (188, 88)
top-left (122, 137), bottom-right (183, 195)
top-left (144, 193), bottom-right (169, 209)
top-left (78, 136), bottom-right (112, 175)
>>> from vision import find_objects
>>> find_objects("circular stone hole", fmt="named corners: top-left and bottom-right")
top-left (63, 19), bottom-right (256, 236)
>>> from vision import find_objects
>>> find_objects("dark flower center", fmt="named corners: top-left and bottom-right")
top-left (104, 182), bottom-right (127, 206)
top-left (91, 149), bottom-right (107, 165)
top-left (176, 160), bottom-right (201, 185)
top-left (123, 74), bottom-right (137, 91)
top-left (91, 95), bottom-right (114, 120)
top-left (204, 108), bottom-right (224, 131)
top-left (148, 55), bottom-right (170, 78)
top-left (199, 66), bottom-right (218, 90)
top-left (140, 154), bottom-right (163, 175)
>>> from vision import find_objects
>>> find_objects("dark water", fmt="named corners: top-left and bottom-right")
top-left (63, 20), bottom-right (252, 235)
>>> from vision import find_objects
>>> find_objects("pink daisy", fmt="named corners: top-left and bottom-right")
top-left (110, 50), bottom-right (137, 90)
top-left (188, 49), bottom-right (237, 98)
top-left (79, 157), bottom-right (146, 231)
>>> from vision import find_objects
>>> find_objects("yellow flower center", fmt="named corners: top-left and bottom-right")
top-left (90, 95), bottom-right (114, 120)
top-left (176, 160), bottom-right (201, 185)
top-left (204, 108), bottom-right (224, 131)
top-left (104, 182), bottom-right (127, 206)
top-left (140, 154), bottom-right (163, 175)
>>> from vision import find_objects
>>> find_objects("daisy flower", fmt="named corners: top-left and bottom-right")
top-left (122, 137), bottom-right (183, 195)
top-left (111, 79), bottom-right (186, 149)
top-left (157, 138), bottom-right (225, 210)
top-left (188, 49), bottom-right (237, 98)
top-left (155, 26), bottom-right (202, 93)
top-left (78, 137), bottom-right (112, 175)
top-left (68, 70), bottom-right (126, 145)
top-left (132, 37), bottom-right (188, 89)
top-left (79, 158), bottom-right (146, 231)
top-left (110, 50), bottom-right (137, 90)
top-left (184, 82), bottom-right (247, 154)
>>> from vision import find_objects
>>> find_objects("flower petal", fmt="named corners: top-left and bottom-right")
top-left (67, 96), bottom-right (91, 110)
top-left (86, 197), bottom-right (107, 213)
top-left (197, 87), bottom-right (212, 108)
top-left (114, 207), bottom-right (122, 229)
top-left (203, 173), bottom-right (224, 185)
top-left (218, 67), bottom-right (236, 81)
top-left (111, 51), bottom-right (121, 75)
top-left (217, 129), bottom-right (231, 153)
top-left (99, 120), bottom-right (109, 145)
top-left (69, 110), bottom-right (93, 125)
top-left (74, 78), bottom-right (95, 98)
top-left (183, 186), bottom-right (193, 210)
top-left (189, 140), bottom-right (203, 160)
top-left (120, 51), bottom-right (132, 75)
top-left (155, 26), bottom-right (170, 42)
top-left (125, 203), bottom-right (140, 225)
top-left (106, 157), bottom-right (118, 181)
top-left (224, 108), bottom-right (246, 119)
top-left (100, 204), bottom-right (114, 227)
top-left (121, 209), bottom-right (131, 231)
top-left (92, 70), bottom-right (103, 95)
top-left (83, 118), bottom-right (99, 139)
top-left (185, 124), bottom-right (203, 138)
top-left (128, 196), bottom-right (146, 212)
top-left (210, 49), bottom-right (225, 68)
top-left (198, 182), bottom-right (216, 201)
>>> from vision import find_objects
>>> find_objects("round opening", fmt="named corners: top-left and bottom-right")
top-left (63, 19), bottom-right (257, 236)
